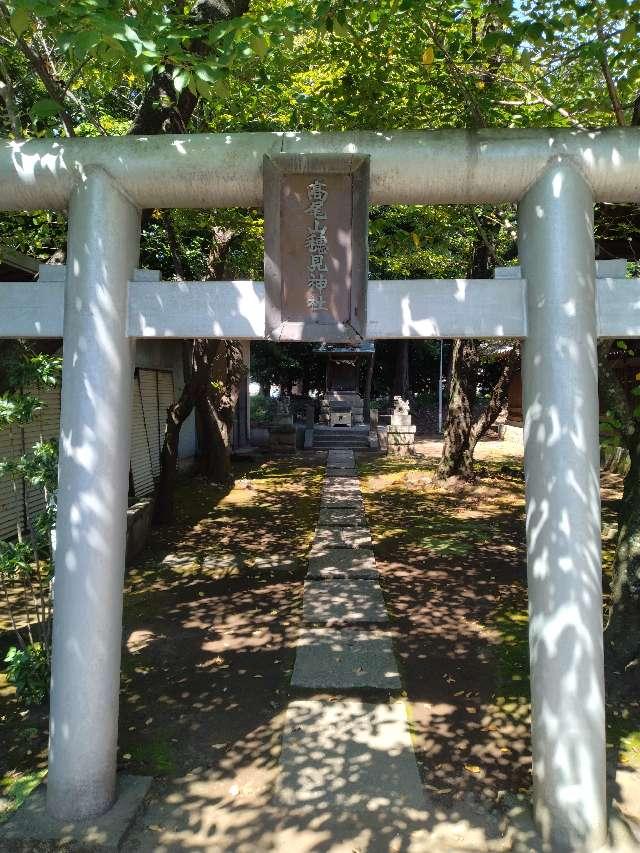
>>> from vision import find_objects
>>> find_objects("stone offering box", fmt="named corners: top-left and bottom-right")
top-left (330, 409), bottom-right (352, 428)
top-left (264, 153), bottom-right (369, 343)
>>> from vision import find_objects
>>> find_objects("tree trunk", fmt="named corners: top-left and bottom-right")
top-left (135, 0), bottom-right (249, 524)
top-left (153, 393), bottom-right (194, 523)
top-left (437, 338), bottom-right (478, 478)
top-left (153, 337), bottom-right (244, 520)
top-left (363, 348), bottom-right (375, 422)
top-left (466, 345), bottom-right (518, 462)
top-left (437, 213), bottom-right (507, 478)
top-left (195, 339), bottom-right (243, 483)
top-left (606, 430), bottom-right (640, 675)
top-left (153, 339), bottom-right (214, 523)
top-left (393, 340), bottom-right (410, 399)
top-left (437, 342), bottom-right (517, 480)
top-left (197, 397), bottom-right (232, 482)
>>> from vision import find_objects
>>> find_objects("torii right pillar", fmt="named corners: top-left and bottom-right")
top-left (519, 158), bottom-right (607, 850)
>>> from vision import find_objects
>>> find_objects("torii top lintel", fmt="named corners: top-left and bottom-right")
top-left (1, 128), bottom-right (639, 211)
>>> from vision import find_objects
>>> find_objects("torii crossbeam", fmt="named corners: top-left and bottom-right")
top-left (2, 129), bottom-right (640, 850)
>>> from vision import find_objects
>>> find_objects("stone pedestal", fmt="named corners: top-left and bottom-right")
top-left (270, 397), bottom-right (296, 451)
top-left (380, 397), bottom-right (416, 456)
top-left (270, 423), bottom-right (296, 451)
top-left (387, 424), bottom-right (417, 456)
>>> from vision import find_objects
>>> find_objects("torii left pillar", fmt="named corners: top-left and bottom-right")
top-left (47, 169), bottom-right (141, 819)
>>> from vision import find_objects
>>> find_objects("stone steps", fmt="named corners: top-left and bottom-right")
top-left (313, 429), bottom-right (371, 449)
top-left (314, 440), bottom-right (370, 450)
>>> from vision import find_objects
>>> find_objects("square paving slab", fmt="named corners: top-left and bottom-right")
top-left (327, 454), bottom-right (355, 464)
top-left (321, 487), bottom-right (362, 505)
top-left (303, 579), bottom-right (388, 625)
top-left (291, 628), bottom-right (400, 690)
top-left (325, 455), bottom-right (356, 466)
top-left (326, 466), bottom-right (359, 478)
top-left (317, 506), bottom-right (367, 527)
top-left (311, 526), bottom-right (372, 552)
top-left (323, 475), bottom-right (361, 492)
top-left (277, 698), bottom-right (426, 814)
top-left (320, 491), bottom-right (364, 510)
top-left (307, 548), bottom-right (377, 579)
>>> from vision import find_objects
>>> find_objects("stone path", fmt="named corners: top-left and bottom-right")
top-left (275, 448), bottom-right (431, 850)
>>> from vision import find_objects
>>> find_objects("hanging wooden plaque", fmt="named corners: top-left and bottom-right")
top-left (263, 153), bottom-right (369, 343)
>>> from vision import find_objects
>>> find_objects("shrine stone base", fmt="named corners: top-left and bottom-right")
top-left (378, 424), bottom-right (417, 456)
top-left (269, 424), bottom-right (297, 452)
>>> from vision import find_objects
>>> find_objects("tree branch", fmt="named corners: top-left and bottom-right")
top-left (0, 2), bottom-right (76, 135)
top-left (470, 344), bottom-right (519, 445)
top-left (161, 210), bottom-right (193, 281)
top-left (0, 56), bottom-right (22, 136)
top-left (417, 21), bottom-right (486, 127)
top-left (597, 29), bottom-right (626, 126)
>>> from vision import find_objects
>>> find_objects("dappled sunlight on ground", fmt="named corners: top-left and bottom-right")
top-left (1, 443), bottom-right (639, 846)
top-left (359, 444), bottom-right (532, 817)
top-left (359, 437), bottom-right (640, 835)
top-left (0, 454), bottom-right (323, 832)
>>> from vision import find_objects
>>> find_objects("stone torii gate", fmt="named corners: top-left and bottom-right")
top-left (2, 128), bottom-right (640, 850)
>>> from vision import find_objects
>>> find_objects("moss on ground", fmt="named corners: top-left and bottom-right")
top-left (127, 739), bottom-right (176, 775)
top-left (0, 769), bottom-right (47, 824)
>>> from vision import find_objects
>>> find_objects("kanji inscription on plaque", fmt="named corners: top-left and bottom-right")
top-left (263, 153), bottom-right (369, 342)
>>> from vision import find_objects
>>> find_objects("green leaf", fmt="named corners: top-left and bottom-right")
top-left (194, 77), bottom-right (212, 97)
top-left (195, 65), bottom-right (216, 83)
top-left (30, 99), bottom-right (62, 119)
top-left (483, 31), bottom-right (505, 49)
top-left (328, 16), bottom-right (348, 38)
top-left (10, 7), bottom-right (30, 37)
top-left (124, 23), bottom-right (141, 43)
top-left (620, 22), bottom-right (636, 44)
top-left (213, 77), bottom-right (230, 99)
top-left (173, 69), bottom-right (190, 93)
top-left (251, 35), bottom-right (268, 58)
top-left (422, 46), bottom-right (434, 65)
top-left (70, 29), bottom-right (101, 56)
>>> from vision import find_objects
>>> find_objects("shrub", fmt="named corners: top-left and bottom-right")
top-left (4, 644), bottom-right (50, 706)
top-left (0, 346), bottom-right (60, 707)
top-left (250, 393), bottom-right (276, 425)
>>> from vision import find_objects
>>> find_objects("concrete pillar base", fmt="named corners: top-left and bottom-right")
top-left (0, 775), bottom-right (151, 850)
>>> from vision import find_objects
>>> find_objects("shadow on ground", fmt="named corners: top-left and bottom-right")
top-left (1, 444), bottom-right (639, 851)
